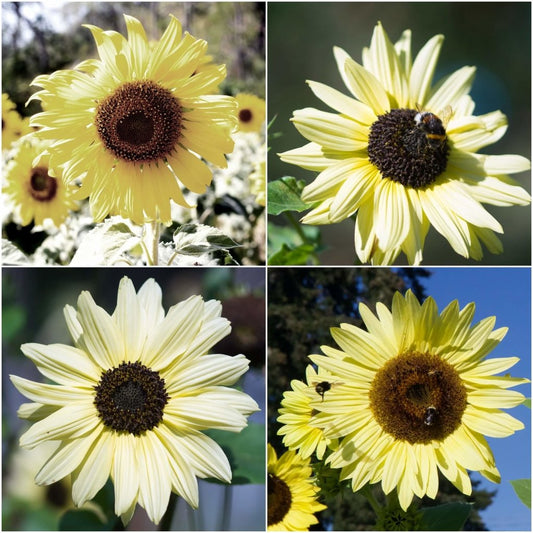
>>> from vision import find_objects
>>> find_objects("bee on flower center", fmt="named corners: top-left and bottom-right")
top-left (423, 406), bottom-right (438, 426)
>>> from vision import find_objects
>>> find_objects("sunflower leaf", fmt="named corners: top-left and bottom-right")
top-left (510, 479), bottom-right (531, 508)
top-left (173, 224), bottom-right (240, 254)
top-left (419, 502), bottom-right (472, 530)
top-left (267, 176), bottom-right (313, 215)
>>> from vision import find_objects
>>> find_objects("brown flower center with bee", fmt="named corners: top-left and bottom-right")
top-left (268, 473), bottom-right (292, 526)
top-left (95, 80), bottom-right (182, 164)
top-left (29, 167), bottom-right (57, 202)
top-left (369, 351), bottom-right (467, 444)
top-left (367, 108), bottom-right (450, 188)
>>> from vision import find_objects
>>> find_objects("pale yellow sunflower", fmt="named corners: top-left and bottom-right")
top-left (2, 93), bottom-right (31, 149)
top-left (268, 443), bottom-right (326, 531)
top-left (304, 290), bottom-right (528, 511)
top-left (279, 22), bottom-right (531, 264)
top-left (29, 15), bottom-right (237, 224)
top-left (3, 134), bottom-right (79, 227)
top-left (277, 364), bottom-right (331, 460)
top-left (10, 277), bottom-right (259, 524)
top-left (236, 93), bottom-right (266, 133)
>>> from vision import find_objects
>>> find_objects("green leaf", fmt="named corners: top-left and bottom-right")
top-left (511, 479), bottom-right (531, 508)
top-left (523, 398), bottom-right (531, 408)
top-left (59, 509), bottom-right (118, 531)
top-left (205, 422), bottom-right (265, 485)
top-left (267, 177), bottom-right (313, 215)
top-left (173, 224), bottom-right (240, 255)
top-left (419, 502), bottom-right (472, 530)
top-left (268, 243), bottom-right (317, 265)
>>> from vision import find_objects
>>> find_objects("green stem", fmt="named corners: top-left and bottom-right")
top-left (360, 484), bottom-right (382, 516)
top-left (159, 492), bottom-right (178, 531)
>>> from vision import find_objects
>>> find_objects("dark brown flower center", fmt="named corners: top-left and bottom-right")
top-left (94, 361), bottom-right (169, 435)
top-left (239, 108), bottom-right (253, 123)
top-left (95, 80), bottom-right (182, 163)
top-left (367, 108), bottom-right (450, 188)
top-left (29, 167), bottom-right (57, 202)
top-left (369, 351), bottom-right (467, 444)
top-left (268, 473), bottom-right (293, 526)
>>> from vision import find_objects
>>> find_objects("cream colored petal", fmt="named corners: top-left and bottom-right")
top-left (161, 425), bottom-right (231, 483)
top-left (166, 354), bottom-right (251, 395)
top-left (77, 290), bottom-right (124, 369)
top-left (330, 325), bottom-right (388, 369)
top-left (83, 24), bottom-right (128, 82)
top-left (20, 403), bottom-right (100, 449)
top-left (301, 158), bottom-right (356, 203)
top-left (112, 433), bottom-right (140, 517)
top-left (444, 425), bottom-right (491, 472)
top-left (300, 198), bottom-right (335, 225)
top-left (354, 200), bottom-right (376, 263)
top-left (17, 402), bottom-right (58, 422)
top-left (138, 278), bottom-right (165, 330)
top-left (329, 162), bottom-right (379, 223)
top-left (401, 199), bottom-right (429, 266)
top-left (124, 15), bottom-right (149, 78)
top-left (468, 388), bottom-right (526, 409)
top-left (20, 343), bottom-right (100, 386)
top-left (35, 426), bottom-right (101, 485)
top-left (143, 295), bottom-right (204, 370)
top-left (308, 352), bottom-right (375, 383)
top-left (450, 111), bottom-right (507, 152)
top-left (373, 179), bottom-right (411, 251)
top-left (112, 277), bottom-right (146, 362)
top-left (426, 66), bottom-right (476, 111)
top-left (279, 142), bottom-right (348, 172)
top-left (183, 315), bottom-right (232, 361)
top-left (166, 147), bottom-right (213, 194)
top-left (10, 376), bottom-right (92, 406)
top-left (483, 153), bottom-right (531, 175)
top-left (63, 304), bottom-right (87, 351)
top-left (394, 29), bottom-right (411, 75)
top-left (409, 34), bottom-right (444, 107)
top-left (462, 406), bottom-right (524, 437)
top-left (156, 425), bottom-right (200, 508)
top-left (138, 431), bottom-right (172, 525)
top-left (382, 441), bottom-right (408, 495)
top-left (462, 356), bottom-right (520, 377)
top-left (343, 56), bottom-right (391, 114)
top-left (307, 80), bottom-right (375, 124)
top-left (71, 429), bottom-right (114, 506)
top-left (164, 396), bottom-right (251, 432)
top-left (292, 108), bottom-right (368, 151)
top-left (367, 21), bottom-right (407, 107)
top-left (359, 303), bottom-right (398, 356)
top-left (418, 187), bottom-right (471, 257)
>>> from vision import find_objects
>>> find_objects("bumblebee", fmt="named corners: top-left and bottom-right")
top-left (414, 111), bottom-right (447, 147)
top-left (313, 381), bottom-right (332, 400)
top-left (423, 406), bottom-right (438, 426)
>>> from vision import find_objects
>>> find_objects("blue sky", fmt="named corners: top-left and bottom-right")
top-left (420, 267), bottom-right (531, 530)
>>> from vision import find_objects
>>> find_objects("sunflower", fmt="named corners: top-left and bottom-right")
top-left (28, 15), bottom-right (237, 225)
top-left (10, 277), bottom-right (259, 525)
top-left (277, 365), bottom-right (331, 460)
top-left (279, 22), bottom-right (531, 264)
top-left (304, 289), bottom-right (528, 511)
top-left (236, 93), bottom-right (266, 133)
top-left (3, 134), bottom-right (79, 227)
top-left (2, 93), bottom-right (31, 149)
top-left (268, 443), bottom-right (326, 531)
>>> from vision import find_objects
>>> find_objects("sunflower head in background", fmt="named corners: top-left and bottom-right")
top-left (29, 14), bottom-right (237, 225)
top-left (2, 93), bottom-right (32, 149)
top-left (235, 93), bottom-right (266, 133)
top-left (267, 443), bottom-right (326, 531)
top-left (279, 22), bottom-right (531, 265)
top-left (3, 134), bottom-right (79, 227)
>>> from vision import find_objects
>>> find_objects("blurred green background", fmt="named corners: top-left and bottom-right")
top-left (268, 2), bottom-right (531, 265)
top-left (2, 268), bottom-right (265, 530)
